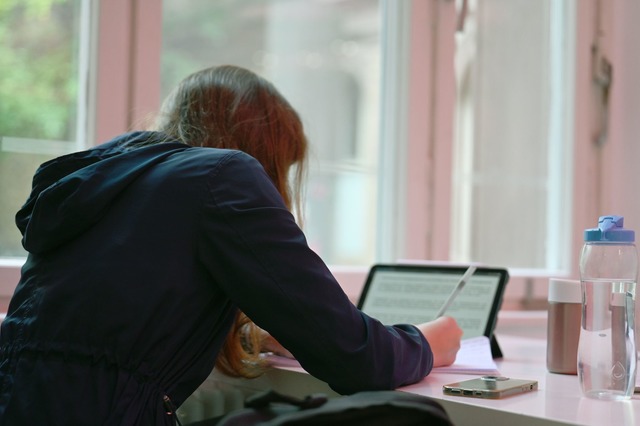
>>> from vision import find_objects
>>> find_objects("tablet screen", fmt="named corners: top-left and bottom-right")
top-left (357, 264), bottom-right (508, 339)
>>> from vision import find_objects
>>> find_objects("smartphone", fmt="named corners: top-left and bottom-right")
top-left (442, 376), bottom-right (538, 399)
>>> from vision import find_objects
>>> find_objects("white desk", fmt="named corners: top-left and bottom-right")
top-left (401, 334), bottom-right (639, 426)
top-left (180, 312), bottom-right (640, 426)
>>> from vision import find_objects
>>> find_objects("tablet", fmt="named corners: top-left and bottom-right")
top-left (356, 264), bottom-right (509, 357)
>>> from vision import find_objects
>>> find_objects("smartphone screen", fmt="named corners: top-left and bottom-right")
top-left (443, 376), bottom-right (538, 399)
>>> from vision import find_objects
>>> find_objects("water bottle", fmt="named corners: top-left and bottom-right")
top-left (578, 215), bottom-right (638, 400)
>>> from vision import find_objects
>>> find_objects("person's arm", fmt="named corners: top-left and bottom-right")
top-left (199, 152), bottom-right (459, 393)
top-left (259, 317), bottom-right (462, 368)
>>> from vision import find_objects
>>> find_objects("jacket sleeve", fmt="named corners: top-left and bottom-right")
top-left (197, 151), bottom-right (433, 394)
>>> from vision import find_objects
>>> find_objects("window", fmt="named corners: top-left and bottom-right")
top-left (0, 0), bottom-right (91, 258)
top-left (451, 0), bottom-right (575, 273)
top-left (0, 0), bottom-right (93, 300)
top-left (1, 0), bottom-right (639, 310)
top-left (160, 0), bottom-right (381, 267)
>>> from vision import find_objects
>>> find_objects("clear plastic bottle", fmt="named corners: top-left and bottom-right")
top-left (578, 215), bottom-right (638, 400)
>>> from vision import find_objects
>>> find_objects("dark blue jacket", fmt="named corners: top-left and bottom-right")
top-left (0, 131), bottom-right (432, 425)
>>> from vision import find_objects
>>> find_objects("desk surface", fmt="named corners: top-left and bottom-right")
top-left (402, 334), bottom-right (639, 426)
top-left (190, 312), bottom-right (640, 426)
top-left (254, 334), bottom-right (639, 426)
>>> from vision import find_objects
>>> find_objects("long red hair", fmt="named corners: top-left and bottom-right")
top-left (153, 65), bottom-right (308, 378)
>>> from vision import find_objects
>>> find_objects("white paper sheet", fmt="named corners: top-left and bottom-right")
top-left (432, 336), bottom-right (500, 375)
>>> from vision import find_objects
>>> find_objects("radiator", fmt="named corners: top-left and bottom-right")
top-left (176, 383), bottom-right (246, 424)
top-left (175, 367), bottom-right (310, 424)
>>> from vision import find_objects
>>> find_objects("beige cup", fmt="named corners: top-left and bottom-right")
top-left (546, 278), bottom-right (582, 375)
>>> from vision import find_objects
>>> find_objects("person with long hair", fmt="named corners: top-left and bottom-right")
top-left (0, 65), bottom-right (462, 425)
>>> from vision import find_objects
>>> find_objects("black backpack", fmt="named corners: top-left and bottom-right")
top-left (189, 389), bottom-right (454, 426)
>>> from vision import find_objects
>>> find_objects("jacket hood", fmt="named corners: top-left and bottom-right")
top-left (16, 131), bottom-right (190, 254)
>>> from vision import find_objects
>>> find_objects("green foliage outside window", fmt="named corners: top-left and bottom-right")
top-left (0, 0), bottom-right (77, 257)
top-left (0, 0), bottom-right (77, 141)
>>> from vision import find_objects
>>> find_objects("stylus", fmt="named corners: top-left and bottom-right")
top-left (435, 265), bottom-right (477, 318)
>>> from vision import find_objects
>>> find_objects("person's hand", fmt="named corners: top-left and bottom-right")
top-left (415, 316), bottom-right (463, 367)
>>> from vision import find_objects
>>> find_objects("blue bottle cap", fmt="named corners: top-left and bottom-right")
top-left (584, 215), bottom-right (635, 242)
